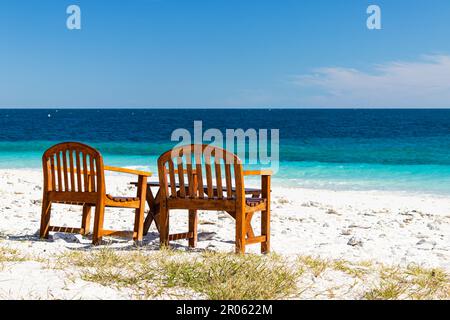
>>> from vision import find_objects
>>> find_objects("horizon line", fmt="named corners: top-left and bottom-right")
top-left (1, 107), bottom-right (450, 110)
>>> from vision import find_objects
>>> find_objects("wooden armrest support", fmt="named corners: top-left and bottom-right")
top-left (243, 170), bottom-right (273, 176)
top-left (104, 166), bottom-right (152, 177)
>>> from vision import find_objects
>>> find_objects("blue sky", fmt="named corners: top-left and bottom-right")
top-left (0, 0), bottom-right (449, 108)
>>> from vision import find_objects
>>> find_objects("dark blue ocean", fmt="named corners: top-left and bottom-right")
top-left (2, 109), bottom-right (450, 194)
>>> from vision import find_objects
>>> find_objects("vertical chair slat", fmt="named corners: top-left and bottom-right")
top-left (50, 155), bottom-right (56, 191)
top-left (177, 158), bottom-right (186, 198)
top-left (75, 150), bottom-right (82, 192)
top-left (69, 150), bottom-right (75, 192)
top-left (56, 152), bottom-right (62, 191)
top-left (186, 161), bottom-right (195, 198)
top-left (62, 151), bottom-right (69, 192)
top-left (184, 149), bottom-right (195, 198)
top-left (162, 165), bottom-right (169, 194)
top-left (225, 164), bottom-right (232, 199)
top-left (43, 159), bottom-right (52, 193)
top-left (168, 160), bottom-right (177, 197)
top-left (90, 156), bottom-right (96, 192)
top-left (195, 153), bottom-right (204, 199)
top-left (205, 153), bottom-right (214, 198)
top-left (215, 157), bottom-right (223, 199)
top-left (83, 153), bottom-right (89, 192)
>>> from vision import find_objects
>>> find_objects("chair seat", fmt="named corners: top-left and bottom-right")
top-left (246, 198), bottom-right (266, 207)
top-left (131, 181), bottom-right (262, 196)
top-left (106, 194), bottom-right (140, 202)
top-left (53, 200), bottom-right (87, 206)
top-left (168, 196), bottom-right (266, 205)
top-left (245, 197), bottom-right (267, 212)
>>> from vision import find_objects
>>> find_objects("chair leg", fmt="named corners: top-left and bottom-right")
top-left (235, 208), bottom-right (246, 254)
top-left (159, 203), bottom-right (169, 248)
top-left (134, 206), bottom-right (145, 245)
top-left (92, 202), bottom-right (105, 245)
top-left (261, 208), bottom-right (270, 254)
top-left (188, 209), bottom-right (198, 248)
top-left (133, 175), bottom-right (147, 245)
top-left (40, 197), bottom-right (52, 239)
top-left (261, 175), bottom-right (271, 254)
top-left (81, 205), bottom-right (92, 236)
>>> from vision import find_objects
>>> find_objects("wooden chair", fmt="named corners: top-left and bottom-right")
top-left (40, 142), bottom-right (151, 245)
top-left (157, 144), bottom-right (272, 254)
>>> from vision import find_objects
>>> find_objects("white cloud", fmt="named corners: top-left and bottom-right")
top-left (293, 55), bottom-right (450, 108)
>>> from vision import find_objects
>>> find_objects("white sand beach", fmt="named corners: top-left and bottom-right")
top-left (0, 169), bottom-right (449, 299)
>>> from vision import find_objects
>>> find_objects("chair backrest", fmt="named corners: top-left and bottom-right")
top-left (42, 142), bottom-right (105, 195)
top-left (158, 144), bottom-right (244, 201)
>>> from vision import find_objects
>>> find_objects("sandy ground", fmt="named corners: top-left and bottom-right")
top-left (0, 169), bottom-right (449, 299)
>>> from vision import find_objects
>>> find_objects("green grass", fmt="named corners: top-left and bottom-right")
top-left (0, 246), bottom-right (26, 269)
top-left (56, 248), bottom-right (299, 300)
top-left (297, 256), bottom-right (330, 277)
top-left (363, 264), bottom-right (449, 300)
top-left (295, 255), bottom-right (449, 300)
top-left (57, 249), bottom-right (157, 289)
top-left (53, 248), bottom-right (450, 300)
top-left (332, 260), bottom-right (370, 278)
top-left (364, 280), bottom-right (409, 300)
top-left (160, 251), bottom-right (298, 300)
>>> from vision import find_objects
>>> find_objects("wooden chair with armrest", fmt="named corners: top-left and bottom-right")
top-left (157, 144), bottom-right (272, 254)
top-left (39, 142), bottom-right (151, 245)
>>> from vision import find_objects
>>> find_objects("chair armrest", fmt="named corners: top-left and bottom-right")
top-left (243, 170), bottom-right (273, 176)
top-left (104, 166), bottom-right (152, 177)
top-left (243, 170), bottom-right (272, 198)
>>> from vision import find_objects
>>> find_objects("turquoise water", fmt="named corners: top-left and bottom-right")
top-left (2, 109), bottom-right (450, 195)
